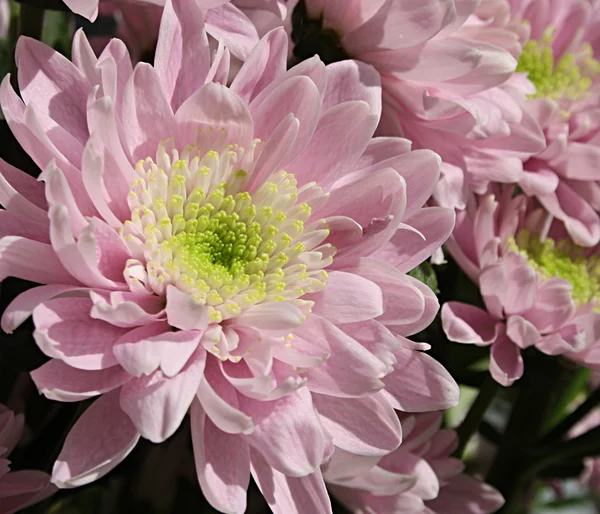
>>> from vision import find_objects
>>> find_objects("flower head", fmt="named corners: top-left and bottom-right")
top-left (442, 189), bottom-right (599, 385)
top-left (0, 1), bottom-right (457, 511)
top-left (0, 404), bottom-right (55, 514)
top-left (325, 412), bottom-right (504, 514)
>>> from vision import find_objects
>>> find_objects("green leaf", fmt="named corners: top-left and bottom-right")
top-left (408, 262), bottom-right (438, 293)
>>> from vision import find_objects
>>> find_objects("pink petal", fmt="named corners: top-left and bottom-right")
top-left (0, 236), bottom-right (77, 285)
top-left (250, 76), bottom-right (321, 166)
top-left (521, 277), bottom-right (576, 333)
top-left (378, 452), bottom-right (439, 500)
top-left (308, 271), bottom-right (383, 324)
top-left (155, 0), bottom-right (211, 111)
top-left (506, 315), bottom-right (541, 349)
top-left (0, 157), bottom-right (47, 220)
top-left (295, 315), bottom-right (387, 397)
top-left (239, 388), bottom-right (324, 477)
top-left (1, 285), bottom-right (83, 334)
top-left (113, 322), bottom-right (202, 378)
top-left (489, 336), bottom-right (523, 387)
top-left (196, 356), bottom-right (254, 435)
top-left (383, 347), bottom-right (459, 411)
top-left (250, 449), bottom-right (332, 514)
top-left (121, 63), bottom-right (176, 162)
top-left (344, 258), bottom-right (425, 326)
top-left (119, 347), bottom-right (206, 443)
top-left (231, 27), bottom-right (288, 104)
top-left (165, 286), bottom-right (209, 331)
top-left (479, 263), bottom-right (508, 320)
top-left (313, 392), bottom-right (401, 456)
top-left (390, 275), bottom-right (439, 336)
top-left (89, 290), bottom-right (165, 328)
top-left (52, 390), bottom-right (140, 488)
top-left (62, 0), bottom-right (98, 20)
top-left (503, 253), bottom-right (538, 315)
top-left (48, 205), bottom-right (126, 290)
top-left (287, 101), bottom-right (378, 189)
top-left (16, 37), bottom-right (91, 144)
top-left (425, 474), bottom-right (505, 514)
top-left (441, 302), bottom-right (500, 346)
top-left (343, 0), bottom-right (455, 53)
top-left (205, 3), bottom-right (259, 61)
top-left (190, 401), bottom-right (250, 514)
top-left (32, 297), bottom-right (127, 370)
top-left (322, 60), bottom-right (381, 120)
top-left (175, 82), bottom-right (253, 150)
top-left (374, 207), bottom-right (454, 273)
top-left (231, 302), bottom-right (305, 334)
top-left (31, 360), bottom-right (131, 402)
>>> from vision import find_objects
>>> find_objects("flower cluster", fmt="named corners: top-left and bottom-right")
top-left (2, 0), bottom-right (600, 512)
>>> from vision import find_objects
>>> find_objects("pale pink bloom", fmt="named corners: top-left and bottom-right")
top-left (378, 0), bottom-right (546, 211)
top-left (0, 1), bottom-right (457, 511)
top-left (0, 404), bottom-right (55, 514)
top-left (474, 0), bottom-right (600, 245)
top-left (325, 412), bottom-right (504, 514)
top-left (441, 188), bottom-right (598, 386)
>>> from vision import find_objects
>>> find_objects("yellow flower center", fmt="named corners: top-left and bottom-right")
top-left (121, 137), bottom-right (333, 323)
top-left (512, 230), bottom-right (600, 308)
top-left (516, 30), bottom-right (600, 100)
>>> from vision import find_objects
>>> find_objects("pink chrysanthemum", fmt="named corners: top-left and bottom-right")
top-left (441, 188), bottom-right (599, 386)
top-left (0, 1), bottom-right (458, 511)
top-left (324, 412), bottom-right (504, 514)
top-left (0, 404), bottom-right (55, 514)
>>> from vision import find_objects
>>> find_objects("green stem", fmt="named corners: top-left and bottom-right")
top-left (454, 375), bottom-right (500, 458)
top-left (540, 386), bottom-right (600, 444)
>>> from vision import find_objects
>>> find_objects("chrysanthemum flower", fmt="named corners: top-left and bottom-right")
top-left (324, 412), bottom-right (504, 514)
top-left (453, 0), bottom-right (600, 245)
top-left (0, 404), bottom-right (55, 514)
top-left (0, 1), bottom-right (457, 511)
top-left (377, 0), bottom-right (546, 212)
top-left (441, 188), bottom-right (599, 385)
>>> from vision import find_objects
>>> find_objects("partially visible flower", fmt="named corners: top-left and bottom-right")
top-left (325, 412), bottom-right (504, 514)
top-left (441, 189), bottom-right (599, 385)
top-left (378, 0), bottom-right (545, 211)
top-left (0, 1), bottom-right (458, 511)
top-left (479, 0), bottom-right (600, 245)
top-left (0, 404), bottom-right (55, 514)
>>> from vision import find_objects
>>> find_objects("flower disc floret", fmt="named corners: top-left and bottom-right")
top-left (517, 31), bottom-right (600, 100)
top-left (122, 137), bottom-right (333, 322)
top-left (513, 230), bottom-right (600, 308)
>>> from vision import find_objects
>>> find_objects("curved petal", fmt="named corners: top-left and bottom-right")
top-left (239, 388), bottom-right (324, 477)
top-left (307, 271), bottom-right (383, 324)
top-left (489, 336), bottom-right (523, 387)
top-left (119, 347), bottom-right (207, 443)
top-left (52, 390), bottom-right (140, 488)
top-left (250, 448), bottom-right (332, 514)
top-left (383, 348), bottom-right (459, 412)
top-left (312, 392), bottom-right (402, 457)
top-left (441, 302), bottom-right (500, 346)
top-left (190, 401), bottom-right (250, 514)
top-left (31, 360), bottom-right (131, 402)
